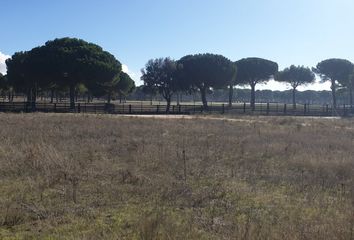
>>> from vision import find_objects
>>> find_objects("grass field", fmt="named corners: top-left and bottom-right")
top-left (1, 113), bottom-right (354, 239)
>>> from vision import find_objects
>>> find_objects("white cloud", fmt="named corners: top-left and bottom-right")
top-left (0, 52), bottom-right (10, 75)
top-left (122, 64), bottom-right (129, 73)
top-left (122, 63), bottom-right (142, 85)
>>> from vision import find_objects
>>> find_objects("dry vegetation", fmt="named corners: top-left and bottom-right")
top-left (1, 113), bottom-right (354, 239)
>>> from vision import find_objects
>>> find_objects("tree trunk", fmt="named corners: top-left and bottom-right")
top-left (292, 87), bottom-right (296, 110)
top-left (250, 83), bottom-right (256, 111)
top-left (35, 86), bottom-right (38, 103)
top-left (27, 88), bottom-right (32, 103)
top-left (349, 85), bottom-right (353, 113)
top-left (166, 96), bottom-right (171, 113)
top-left (31, 88), bottom-right (37, 110)
top-left (200, 87), bottom-right (208, 110)
top-left (331, 79), bottom-right (337, 109)
top-left (228, 84), bottom-right (233, 107)
top-left (69, 84), bottom-right (75, 110)
top-left (50, 89), bottom-right (54, 103)
top-left (107, 92), bottom-right (111, 104)
top-left (349, 86), bottom-right (353, 107)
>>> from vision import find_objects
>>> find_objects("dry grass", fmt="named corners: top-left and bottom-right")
top-left (0, 113), bottom-right (354, 239)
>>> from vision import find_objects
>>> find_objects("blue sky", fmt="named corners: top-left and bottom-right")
top-left (2, 0), bottom-right (354, 90)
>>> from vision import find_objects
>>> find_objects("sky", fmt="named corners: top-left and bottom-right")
top-left (2, 0), bottom-right (354, 91)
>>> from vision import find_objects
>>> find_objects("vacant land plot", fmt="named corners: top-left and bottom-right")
top-left (0, 113), bottom-right (354, 239)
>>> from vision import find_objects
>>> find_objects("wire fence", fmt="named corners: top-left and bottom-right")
top-left (0, 101), bottom-right (352, 117)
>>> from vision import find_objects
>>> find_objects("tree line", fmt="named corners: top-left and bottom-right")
top-left (1, 38), bottom-right (135, 109)
top-left (129, 87), bottom-right (351, 106)
top-left (2, 37), bottom-right (354, 112)
top-left (141, 56), bottom-right (354, 112)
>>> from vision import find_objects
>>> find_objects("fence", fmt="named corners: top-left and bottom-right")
top-left (0, 101), bottom-right (352, 117)
top-left (0, 102), bottom-right (107, 114)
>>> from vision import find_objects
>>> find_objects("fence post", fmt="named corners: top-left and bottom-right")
top-left (326, 104), bottom-right (328, 115)
top-left (266, 102), bottom-right (270, 115)
top-left (304, 104), bottom-right (307, 115)
top-left (156, 105), bottom-right (159, 114)
top-left (243, 102), bottom-right (246, 113)
top-left (344, 104), bottom-right (347, 116)
top-left (78, 103), bottom-right (81, 113)
top-left (222, 104), bottom-right (225, 114)
top-left (54, 103), bottom-right (56, 113)
top-left (129, 104), bottom-right (132, 114)
top-left (307, 104), bottom-right (310, 115)
top-left (283, 104), bottom-right (287, 115)
top-left (178, 105), bottom-right (181, 114)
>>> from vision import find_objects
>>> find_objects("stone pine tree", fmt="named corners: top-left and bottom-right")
top-left (338, 72), bottom-right (354, 107)
top-left (43, 38), bottom-right (122, 109)
top-left (0, 73), bottom-right (9, 100)
top-left (6, 37), bottom-right (123, 109)
top-left (5, 51), bottom-right (45, 107)
top-left (236, 57), bottom-right (278, 110)
top-left (313, 59), bottom-right (353, 109)
top-left (0, 74), bottom-right (14, 102)
top-left (0, 73), bottom-right (3, 95)
top-left (116, 72), bottom-right (135, 103)
top-left (347, 73), bottom-right (354, 107)
top-left (276, 65), bottom-right (315, 109)
top-left (141, 58), bottom-right (179, 113)
top-left (178, 53), bottom-right (236, 110)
